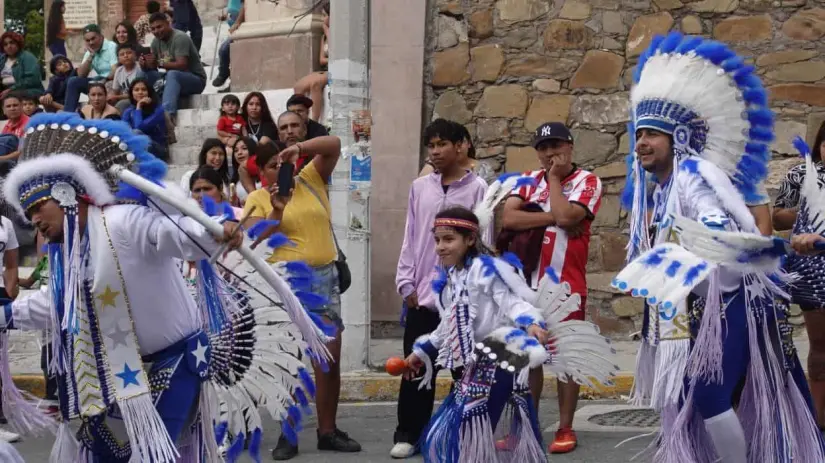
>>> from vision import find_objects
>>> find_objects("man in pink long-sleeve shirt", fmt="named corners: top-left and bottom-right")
top-left (390, 119), bottom-right (489, 458)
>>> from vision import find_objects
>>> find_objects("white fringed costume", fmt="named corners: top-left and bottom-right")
top-left (613, 32), bottom-right (824, 462)
top-left (413, 203), bottom-right (617, 463)
top-left (0, 113), bottom-right (333, 462)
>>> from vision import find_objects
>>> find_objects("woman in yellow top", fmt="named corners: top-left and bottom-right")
top-left (243, 133), bottom-right (362, 458)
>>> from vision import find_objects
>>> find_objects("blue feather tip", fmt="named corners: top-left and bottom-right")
top-left (793, 136), bottom-right (811, 159)
top-left (249, 427), bottom-right (263, 463)
top-left (246, 220), bottom-right (280, 239)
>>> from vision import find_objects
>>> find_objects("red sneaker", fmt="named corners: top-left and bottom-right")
top-left (549, 427), bottom-right (577, 454)
top-left (495, 435), bottom-right (516, 451)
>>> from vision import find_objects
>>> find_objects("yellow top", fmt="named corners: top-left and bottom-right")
top-left (244, 161), bottom-right (337, 266)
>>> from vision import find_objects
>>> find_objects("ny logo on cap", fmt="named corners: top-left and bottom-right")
top-left (540, 126), bottom-right (553, 136)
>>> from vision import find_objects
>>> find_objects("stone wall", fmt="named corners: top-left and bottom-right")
top-left (424, 0), bottom-right (825, 337)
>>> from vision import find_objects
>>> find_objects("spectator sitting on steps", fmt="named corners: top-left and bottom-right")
top-left (143, 12), bottom-right (207, 125)
top-left (212, 1), bottom-right (245, 88)
top-left (286, 94), bottom-right (328, 140)
top-left (134, 1), bottom-right (162, 45)
top-left (79, 82), bottom-right (119, 120)
top-left (109, 43), bottom-right (145, 113)
top-left (40, 55), bottom-right (74, 112)
top-left (63, 24), bottom-right (118, 113)
top-left (293, 6), bottom-right (329, 123)
top-left (0, 93), bottom-right (29, 176)
top-left (0, 31), bottom-right (44, 100)
top-left (122, 78), bottom-right (168, 161)
top-left (20, 94), bottom-right (42, 118)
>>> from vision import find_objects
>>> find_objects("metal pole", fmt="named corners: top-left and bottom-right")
top-left (328, 0), bottom-right (371, 372)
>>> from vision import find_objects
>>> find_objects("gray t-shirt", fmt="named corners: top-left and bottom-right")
top-left (151, 30), bottom-right (206, 80)
top-left (113, 65), bottom-right (145, 95)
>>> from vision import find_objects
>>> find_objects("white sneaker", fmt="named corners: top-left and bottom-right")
top-left (390, 442), bottom-right (415, 459)
top-left (0, 428), bottom-right (20, 443)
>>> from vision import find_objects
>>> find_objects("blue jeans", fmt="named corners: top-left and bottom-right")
top-left (172, 0), bottom-right (203, 52)
top-left (145, 70), bottom-right (206, 115)
top-left (63, 76), bottom-right (105, 113)
top-left (48, 40), bottom-right (66, 58)
top-left (0, 134), bottom-right (18, 176)
top-left (217, 37), bottom-right (231, 79)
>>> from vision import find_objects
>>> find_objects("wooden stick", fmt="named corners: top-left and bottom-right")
top-left (208, 205), bottom-right (257, 265)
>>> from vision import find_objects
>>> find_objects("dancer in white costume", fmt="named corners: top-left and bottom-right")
top-left (613, 32), bottom-right (824, 462)
top-left (0, 113), bottom-right (333, 462)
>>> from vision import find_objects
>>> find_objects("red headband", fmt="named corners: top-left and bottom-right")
top-left (434, 218), bottom-right (479, 233)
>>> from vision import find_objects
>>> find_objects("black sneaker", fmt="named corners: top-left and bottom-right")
top-left (212, 74), bottom-right (229, 87)
top-left (317, 428), bottom-right (362, 452)
top-left (271, 434), bottom-right (298, 460)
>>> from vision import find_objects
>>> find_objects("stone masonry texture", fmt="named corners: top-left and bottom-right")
top-left (425, 0), bottom-right (825, 337)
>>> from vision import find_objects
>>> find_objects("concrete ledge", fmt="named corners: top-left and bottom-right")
top-left (13, 373), bottom-right (634, 403)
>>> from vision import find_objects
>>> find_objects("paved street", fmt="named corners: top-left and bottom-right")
top-left (11, 400), bottom-right (651, 462)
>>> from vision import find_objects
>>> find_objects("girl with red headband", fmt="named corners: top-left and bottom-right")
top-left (403, 206), bottom-right (615, 462)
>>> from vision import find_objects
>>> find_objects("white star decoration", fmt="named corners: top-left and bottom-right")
top-left (191, 339), bottom-right (209, 367)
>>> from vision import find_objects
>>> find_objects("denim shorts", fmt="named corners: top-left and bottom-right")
top-left (310, 262), bottom-right (344, 332)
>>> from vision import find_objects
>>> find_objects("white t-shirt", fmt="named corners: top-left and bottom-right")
top-left (0, 217), bottom-right (19, 289)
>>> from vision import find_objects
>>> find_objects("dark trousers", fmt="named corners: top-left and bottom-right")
top-left (395, 307), bottom-right (462, 445)
top-left (40, 344), bottom-right (59, 401)
top-left (172, 0), bottom-right (203, 52)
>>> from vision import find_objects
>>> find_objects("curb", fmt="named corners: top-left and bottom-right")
top-left (14, 373), bottom-right (635, 403)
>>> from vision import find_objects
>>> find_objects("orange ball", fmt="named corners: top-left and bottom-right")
top-left (386, 357), bottom-right (407, 376)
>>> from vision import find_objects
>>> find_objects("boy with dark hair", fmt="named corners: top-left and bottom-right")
top-left (19, 94), bottom-right (42, 117)
top-left (40, 55), bottom-right (74, 112)
top-left (109, 43), bottom-right (145, 113)
top-left (391, 118), bottom-right (491, 459)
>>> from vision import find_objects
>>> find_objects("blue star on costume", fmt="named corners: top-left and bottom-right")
top-left (115, 363), bottom-right (141, 388)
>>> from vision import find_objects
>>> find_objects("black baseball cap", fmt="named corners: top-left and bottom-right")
top-left (82, 24), bottom-right (102, 35)
top-left (533, 122), bottom-right (574, 148)
top-left (286, 94), bottom-right (314, 109)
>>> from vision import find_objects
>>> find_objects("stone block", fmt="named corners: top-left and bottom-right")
top-left (681, 15), bottom-right (702, 34)
top-left (782, 8), bottom-right (825, 41)
top-left (602, 11), bottom-right (627, 35)
top-left (611, 296), bottom-right (644, 317)
top-left (689, 0), bottom-right (739, 12)
top-left (653, 0), bottom-right (684, 9)
top-left (766, 61), bottom-right (825, 83)
top-left (713, 14), bottom-right (773, 42)
top-left (769, 84), bottom-right (825, 107)
top-left (505, 146), bottom-right (537, 172)
top-left (560, 0), bottom-right (592, 20)
top-left (619, 132), bottom-right (631, 154)
top-left (593, 161), bottom-right (628, 179)
top-left (544, 19), bottom-right (594, 50)
top-left (437, 15), bottom-right (467, 50)
top-left (587, 234), bottom-right (602, 272)
top-left (502, 26), bottom-right (539, 49)
top-left (570, 51), bottom-right (625, 89)
top-left (570, 92), bottom-right (630, 124)
top-left (433, 91), bottom-right (472, 124)
top-left (471, 44), bottom-right (505, 82)
top-left (593, 194), bottom-right (623, 228)
top-left (475, 84), bottom-right (529, 118)
top-left (627, 12), bottom-right (675, 57)
top-left (532, 79), bottom-right (561, 93)
top-left (469, 9), bottom-right (494, 39)
top-left (438, 0), bottom-right (462, 14)
top-left (497, 0), bottom-right (550, 22)
top-left (587, 272), bottom-right (624, 295)
top-left (599, 231), bottom-right (630, 272)
top-left (432, 43), bottom-right (471, 87)
top-left (525, 95), bottom-right (575, 131)
top-left (756, 50), bottom-right (818, 68)
top-left (772, 119), bottom-right (807, 155)
top-left (505, 56), bottom-right (579, 79)
top-left (807, 112), bottom-right (825, 146)
top-left (476, 119), bottom-right (511, 142)
top-left (477, 146), bottom-right (505, 159)
top-left (572, 129), bottom-right (619, 167)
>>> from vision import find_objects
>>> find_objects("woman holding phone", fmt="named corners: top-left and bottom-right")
top-left (242, 135), bottom-right (361, 460)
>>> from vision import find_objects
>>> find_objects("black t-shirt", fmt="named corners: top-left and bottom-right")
top-left (307, 119), bottom-right (329, 140)
top-left (247, 120), bottom-right (278, 143)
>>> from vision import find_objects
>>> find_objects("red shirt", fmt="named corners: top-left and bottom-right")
top-left (217, 114), bottom-right (246, 136)
top-left (512, 167), bottom-right (603, 297)
top-left (2, 114), bottom-right (29, 139)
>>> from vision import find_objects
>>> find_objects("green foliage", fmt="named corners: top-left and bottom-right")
top-left (4, 0), bottom-right (42, 33)
top-left (24, 10), bottom-right (45, 72)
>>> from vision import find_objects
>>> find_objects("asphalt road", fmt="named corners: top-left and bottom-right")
top-left (11, 400), bottom-right (652, 462)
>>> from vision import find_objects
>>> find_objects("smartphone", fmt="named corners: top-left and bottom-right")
top-left (278, 162), bottom-right (295, 197)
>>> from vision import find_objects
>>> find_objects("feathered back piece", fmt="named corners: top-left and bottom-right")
top-left (792, 136), bottom-right (825, 237)
top-left (473, 172), bottom-right (537, 232)
top-left (2, 113), bottom-right (166, 215)
top-left (622, 32), bottom-right (773, 209)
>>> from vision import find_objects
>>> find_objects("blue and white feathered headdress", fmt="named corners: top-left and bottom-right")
top-left (622, 32), bottom-right (774, 260)
top-left (2, 113), bottom-right (165, 216)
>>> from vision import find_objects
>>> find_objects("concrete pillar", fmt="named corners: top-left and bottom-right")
top-left (328, 0), bottom-right (371, 372)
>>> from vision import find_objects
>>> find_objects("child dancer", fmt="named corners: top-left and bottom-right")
top-left (404, 206), bottom-right (616, 463)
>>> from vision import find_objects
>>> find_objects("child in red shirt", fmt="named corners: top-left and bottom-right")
top-left (216, 94), bottom-right (247, 147)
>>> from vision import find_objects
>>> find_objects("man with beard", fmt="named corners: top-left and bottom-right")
top-left (614, 32), bottom-right (823, 462)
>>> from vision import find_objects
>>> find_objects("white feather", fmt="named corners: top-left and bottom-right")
top-left (800, 151), bottom-right (825, 236)
top-left (472, 175), bottom-right (536, 234)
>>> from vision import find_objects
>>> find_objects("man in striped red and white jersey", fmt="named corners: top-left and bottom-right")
top-left (501, 121), bottom-right (603, 455)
